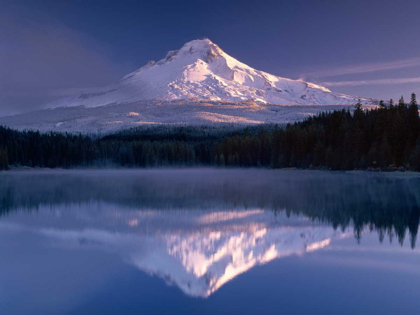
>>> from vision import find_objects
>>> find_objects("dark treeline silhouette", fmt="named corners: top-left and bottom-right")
top-left (0, 93), bottom-right (419, 170)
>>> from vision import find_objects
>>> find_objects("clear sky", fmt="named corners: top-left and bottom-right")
top-left (1, 0), bottom-right (420, 115)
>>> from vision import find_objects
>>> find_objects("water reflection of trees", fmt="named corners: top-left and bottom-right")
top-left (0, 170), bottom-right (419, 247)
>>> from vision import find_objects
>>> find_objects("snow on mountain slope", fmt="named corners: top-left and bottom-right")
top-left (0, 39), bottom-right (377, 133)
top-left (51, 39), bottom-right (375, 107)
top-left (0, 101), bottom-right (377, 134)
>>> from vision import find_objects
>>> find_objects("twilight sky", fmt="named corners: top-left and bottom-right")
top-left (1, 0), bottom-right (420, 115)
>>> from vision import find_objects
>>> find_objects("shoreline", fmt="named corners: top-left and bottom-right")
top-left (2, 166), bottom-right (420, 177)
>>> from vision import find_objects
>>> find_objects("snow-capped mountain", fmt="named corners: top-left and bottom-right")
top-left (0, 39), bottom-right (377, 133)
top-left (52, 39), bottom-right (374, 107)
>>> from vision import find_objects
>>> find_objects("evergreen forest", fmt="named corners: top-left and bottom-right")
top-left (1, 93), bottom-right (419, 171)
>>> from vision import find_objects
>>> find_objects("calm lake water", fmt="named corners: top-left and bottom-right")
top-left (1, 169), bottom-right (420, 315)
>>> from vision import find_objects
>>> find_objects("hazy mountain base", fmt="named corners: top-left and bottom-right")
top-left (0, 100), bottom-right (376, 134)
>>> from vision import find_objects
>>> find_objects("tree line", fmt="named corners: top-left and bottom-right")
top-left (0, 93), bottom-right (419, 170)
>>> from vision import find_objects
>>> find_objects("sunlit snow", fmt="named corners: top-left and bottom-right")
top-left (49, 39), bottom-right (375, 108)
top-left (0, 39), bottom-right (377, 133)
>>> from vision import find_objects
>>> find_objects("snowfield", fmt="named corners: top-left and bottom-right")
top-left (0, 39), bottom-right (377, 133)
top-left (0, 100), bottom-right (377, 134)
top-left (49, 39), bottom-right (375, 108)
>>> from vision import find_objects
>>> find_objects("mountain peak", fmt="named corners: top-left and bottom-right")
top-left (181, 38), bottom-right (220, 51)
top-left (53, 39), bottom-right (376, 107)
top-left (182, 38), bottom-right (217, 48)
top-left (160, 38), bottom-right (224, 65)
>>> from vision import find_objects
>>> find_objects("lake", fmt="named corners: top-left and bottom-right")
top-left (0, 169), bottom-right (420, 315)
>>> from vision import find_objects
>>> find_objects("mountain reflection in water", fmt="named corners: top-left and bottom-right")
top-left (3, 205), bottom-right (347, 297)
top-left (0, 169), bottom-right (419, 299)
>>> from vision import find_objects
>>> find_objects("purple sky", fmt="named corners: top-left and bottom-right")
top-left (1, 0), bottom-right (420, 115)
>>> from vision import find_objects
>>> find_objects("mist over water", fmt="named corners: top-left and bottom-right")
top-left (1, 169), bottom-right (420, 315)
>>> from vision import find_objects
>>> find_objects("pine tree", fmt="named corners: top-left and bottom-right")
top-left (410, 138), bottom-right (420, 170)
top-left (410, 92), bottom-right (417, 107)
top-left (399, 95), bottom-right (405, 107)
top-left (408, 92), bottom-right (420, 147)
top-left (354, 98), bottom-right (363, 111)
top-left (389, 98), bottom-right (394, 107)
top-left (379, 100), bottom-right (385, 108)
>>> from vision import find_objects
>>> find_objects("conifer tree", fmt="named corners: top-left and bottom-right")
top-left (399, 95), bottom-right (405, 107)
top-left (355, 98), bottom-right (362, 111)
top-left (379, 100), bottom-right (385, 108)
top-left (408, 92), bottom-right (420, 147)
top-left (410, 92), bottom-right (417, 107)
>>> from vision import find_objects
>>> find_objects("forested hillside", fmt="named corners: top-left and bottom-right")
top-left (1, 95), bottom-right (419, 171)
